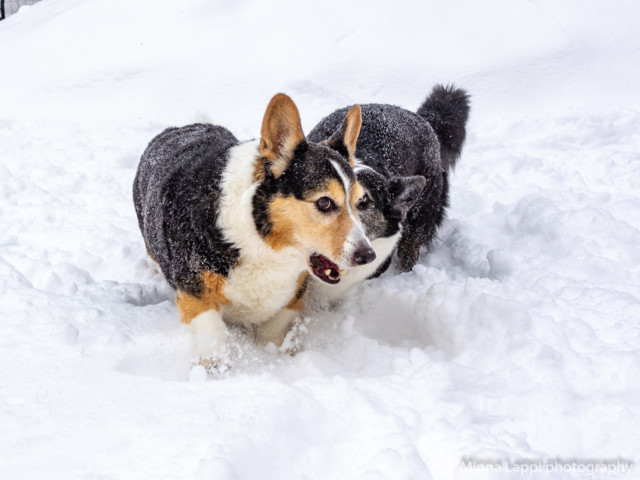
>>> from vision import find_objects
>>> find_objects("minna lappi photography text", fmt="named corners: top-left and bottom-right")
top-left (460, 457), bottom-right (634, 476)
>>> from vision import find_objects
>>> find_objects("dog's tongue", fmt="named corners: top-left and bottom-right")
top-left (309, 254), bottom-right (341, 284)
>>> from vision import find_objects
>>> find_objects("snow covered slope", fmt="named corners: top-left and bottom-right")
top-left (1, 0), bottom-right (639, 479)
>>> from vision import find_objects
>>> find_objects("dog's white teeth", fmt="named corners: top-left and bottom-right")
top-left (324, 269), bottom-right (332, 277)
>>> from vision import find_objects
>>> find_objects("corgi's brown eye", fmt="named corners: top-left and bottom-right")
top-left (357, 194), bottom-right (374, 210)
top-left (315, 197), bottom-right (336, 213)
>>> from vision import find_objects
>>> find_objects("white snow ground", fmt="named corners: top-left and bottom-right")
top-left (1, 0), bottom-right (640, 479)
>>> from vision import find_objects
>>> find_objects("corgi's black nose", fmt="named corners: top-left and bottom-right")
top-left (354, 247), bottom-right (376, 266)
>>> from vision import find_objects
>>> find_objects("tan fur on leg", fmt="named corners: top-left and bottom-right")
top-left (176, 271), bottom-right (229, 324)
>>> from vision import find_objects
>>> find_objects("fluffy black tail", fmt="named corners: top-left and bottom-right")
top-left (416, 84), bottom-right (470, 170)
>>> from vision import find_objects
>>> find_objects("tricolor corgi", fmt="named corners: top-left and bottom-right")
top-left (308, 84), bottom-right (470, 301)
top-left (133, 94), bottom-right (375, 364)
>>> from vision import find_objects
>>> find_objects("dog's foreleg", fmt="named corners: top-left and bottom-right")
top-left (255, 271), bottom-right (309, 348)
top-left (255, 308), bottom-right (298, 347)
top-left (396, 236), bottom-right (421, 273)
top-left (188, 309), bottom-right (229, 360)
top-left (176, 274), bottom-right (230, 368)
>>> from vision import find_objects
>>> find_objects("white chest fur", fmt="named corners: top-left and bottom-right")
top-left (216, 140), bottom-right (306, 326)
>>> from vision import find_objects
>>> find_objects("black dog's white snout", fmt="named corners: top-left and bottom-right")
top-left (353, 245), bottom-right (376, 266)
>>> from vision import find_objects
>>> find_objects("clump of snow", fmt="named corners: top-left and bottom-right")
top-left (1, 0), bottom-right (640, 479)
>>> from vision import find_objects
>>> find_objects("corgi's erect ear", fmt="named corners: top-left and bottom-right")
top-left (324, 104), bottom-right (362, 167)
top-left (259, 93), bottom-right (305, 178)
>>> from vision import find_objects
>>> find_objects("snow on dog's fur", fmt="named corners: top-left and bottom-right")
top-left (133, 94), bottom-right (375, 365)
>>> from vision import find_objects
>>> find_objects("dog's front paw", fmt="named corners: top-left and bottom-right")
top-left (278, 316), bottom-right (310, 356)
top-left (190, 354), bottom-right (231, 377)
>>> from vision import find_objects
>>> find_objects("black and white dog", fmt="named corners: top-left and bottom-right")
top-left (134, 94), bottom-right (376, 363)
top-left (308, 84), bottom-right (470, 300)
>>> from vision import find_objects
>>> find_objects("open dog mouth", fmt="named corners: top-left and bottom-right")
top-left (309, 253), bottom-right (341, 284)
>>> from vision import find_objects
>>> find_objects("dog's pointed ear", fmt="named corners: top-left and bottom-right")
top-left (259, 93), bottom-right (305, 178)
top-left (389, 176), bottom-right (427, 218)
top-left (324, 105), bottom-right (362, 167)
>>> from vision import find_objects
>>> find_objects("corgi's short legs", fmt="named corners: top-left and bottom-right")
top-left (255, 308), bottom-right (298, 347)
